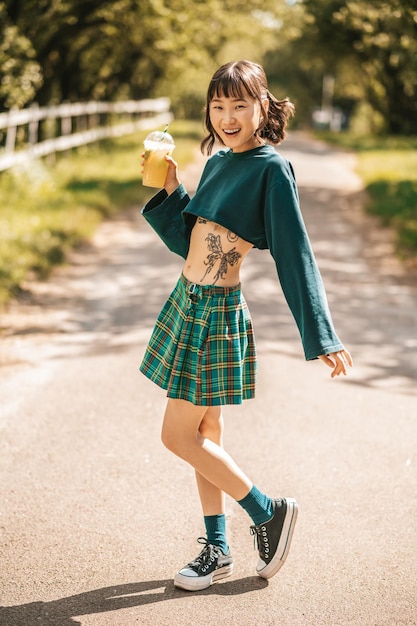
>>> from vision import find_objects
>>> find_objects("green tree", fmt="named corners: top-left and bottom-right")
top-left (300, 0), bottom-right (417, 134)
top-left (4, 0), bottom-right (121, 103)
top-left (0, 2), bottom-right (42, 109)
top-left (2, 0), bottom-right (291, 113)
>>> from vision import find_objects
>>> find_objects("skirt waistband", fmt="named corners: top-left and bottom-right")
top-left (180, 273), bottom-right (241, 298)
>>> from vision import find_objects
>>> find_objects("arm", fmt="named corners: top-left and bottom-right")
top-left (141, 156), bottom-right (192, 259)
top-left (264, 164), bottom-right (352, 374)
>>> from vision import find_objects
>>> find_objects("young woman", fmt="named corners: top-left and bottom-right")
top-left (139, 60), bottom-right (352, 592)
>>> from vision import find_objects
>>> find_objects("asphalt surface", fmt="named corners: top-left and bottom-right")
top-left (1, 133), bottom-right (416, 626)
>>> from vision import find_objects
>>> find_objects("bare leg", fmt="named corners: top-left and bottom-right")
top-left (163, 401), bottom-right (298, 588)
top-left (161, 398), bottom-right (251, 502)
top-left (195, 406), bottom-right (225, 516)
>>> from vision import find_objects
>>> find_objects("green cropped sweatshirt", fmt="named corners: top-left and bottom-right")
top-left (141, 144), bottom-right (344, 361)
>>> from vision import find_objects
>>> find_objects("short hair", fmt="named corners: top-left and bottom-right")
top-left (201, 60), bottom-right (295, 155)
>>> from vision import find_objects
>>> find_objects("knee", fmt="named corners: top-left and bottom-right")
top-left (161, 422), bottom-right (193, 457)
top-left (161, 399), bottom-right (206, 458)
top-left (161, 422), bottom-right (176, 453)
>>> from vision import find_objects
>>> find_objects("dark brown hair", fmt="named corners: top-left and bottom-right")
top-left (201, 60), bottom-right (295, 156)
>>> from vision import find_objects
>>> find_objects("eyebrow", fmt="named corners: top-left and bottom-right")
top-left (210, 97), bottom-right (247, 103)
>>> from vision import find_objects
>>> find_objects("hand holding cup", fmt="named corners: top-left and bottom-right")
top-left (142, 129), bottom-right (175, 188)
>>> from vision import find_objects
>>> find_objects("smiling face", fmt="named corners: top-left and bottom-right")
top-left (209, 91), bottom-right (265, 153)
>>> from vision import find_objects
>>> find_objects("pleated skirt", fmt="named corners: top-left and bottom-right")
top-left (139, 274), bottom-right (257, 405)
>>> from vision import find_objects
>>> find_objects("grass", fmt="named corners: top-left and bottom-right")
top-left (0, 119), bottom-right (202, 305)
top-left (316, 131), bottom-right (417, 263)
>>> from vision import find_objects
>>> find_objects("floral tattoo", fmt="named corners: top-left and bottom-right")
top-left (200, 233), bottom-right (242, 283)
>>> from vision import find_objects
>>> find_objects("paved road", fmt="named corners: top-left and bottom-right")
top-left (1, 133), bottom-right (416, 626)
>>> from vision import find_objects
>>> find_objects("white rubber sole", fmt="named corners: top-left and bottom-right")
top-left (174, 563), bottom-right (234, 591)
top-left (256, 498), bottom-right (298, 579)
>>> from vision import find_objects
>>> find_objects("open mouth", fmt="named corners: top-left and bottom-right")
top-left (223, 128), bottom-right (240, 136)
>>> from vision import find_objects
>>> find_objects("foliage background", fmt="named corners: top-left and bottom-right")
top-left (1, 1), bottom-right (417, 304)
top-left (1, 0), bottom-right (416, 134)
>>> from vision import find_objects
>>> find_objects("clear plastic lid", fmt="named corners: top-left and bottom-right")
top-left (144, 130), bottom-right (175, 150)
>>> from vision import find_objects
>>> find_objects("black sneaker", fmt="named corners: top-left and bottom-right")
top-left (250, 497), bottom-right (298, 579)
top-left (174, 538), bottom-right (233, 591)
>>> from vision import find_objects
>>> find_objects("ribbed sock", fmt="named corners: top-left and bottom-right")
top-left (204, 514), bottom-right (228, 554)
top-left (237, 484), bottom-right (274, 526)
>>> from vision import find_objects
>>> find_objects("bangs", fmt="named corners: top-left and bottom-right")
top-left (202, 60), bottom-right (270, 155)
top-left (208, 65), bottom-right (260, 102)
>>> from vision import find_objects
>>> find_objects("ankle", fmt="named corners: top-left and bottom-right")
top-left (237, 485), bottom-right (274, 526)
top-left (204, 514), bottom-right (228, 554)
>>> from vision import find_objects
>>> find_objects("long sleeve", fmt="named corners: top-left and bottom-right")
top-left (141, 184), bottom-right (193, 259)
top-left (264, 168), bottom-right (344, 360)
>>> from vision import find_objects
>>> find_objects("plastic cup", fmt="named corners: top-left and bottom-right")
top-left (142, 130), bottom-right (175, 188)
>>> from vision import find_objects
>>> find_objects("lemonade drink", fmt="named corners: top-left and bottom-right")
top-left (142, 130), bottom-right (175, 188)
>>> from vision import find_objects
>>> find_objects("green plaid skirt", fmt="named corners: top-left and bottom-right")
top-left (139, 274), bottom-right (257, 405)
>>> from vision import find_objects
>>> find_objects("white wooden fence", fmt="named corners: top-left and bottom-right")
top-left (0, 98), bottom-right (173, 172)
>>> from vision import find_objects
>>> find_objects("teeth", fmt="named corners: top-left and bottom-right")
top-left (224, 129), bottom-right (240, 134)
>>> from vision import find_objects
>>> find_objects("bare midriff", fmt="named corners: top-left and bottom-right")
top-left (183, 216), bottom-right (253, 287)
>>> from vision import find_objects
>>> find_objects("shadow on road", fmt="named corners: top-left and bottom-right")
top-left (0, 576), bottom-right (267, 625)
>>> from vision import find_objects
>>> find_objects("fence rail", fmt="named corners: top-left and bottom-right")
top-left (0, 98), bottom-right (173, 172)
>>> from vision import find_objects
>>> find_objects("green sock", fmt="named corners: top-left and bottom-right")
top-left (204, 514), bottom-right (228, 554)
top-left (237, 485), bottom-right (274, 526)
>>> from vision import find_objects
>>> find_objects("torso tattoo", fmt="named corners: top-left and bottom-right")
top-left (197, 217), bottom-right (242, 283)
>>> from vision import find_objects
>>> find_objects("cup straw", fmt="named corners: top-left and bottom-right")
top-left (160, 124), bottom-right (169, 141)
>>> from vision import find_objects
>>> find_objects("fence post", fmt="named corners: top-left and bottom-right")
top-left (28, 103), bottom-right (40, 145)
top-left (61, 103), bottom-right (72, 136)
top-left (5, 107), bottom-right (18, 153)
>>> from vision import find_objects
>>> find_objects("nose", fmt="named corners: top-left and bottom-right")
top-left (223, 109), bottom-right (236, 124)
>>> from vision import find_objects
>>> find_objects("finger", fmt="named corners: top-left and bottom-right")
top-left (318, 354), bottom-right (335, 369)
top-left (319, 352), bottom-right (343, 377)
top-left (343, 350), bottom-right (353, 367)
top-left (332, 351), bottom-right (353, 377)
top-left (331, 360), bottom-right (344, 377)
top-left (336, 350), bottom-right (353, 373)
top-left (165, 154), bottom-right (177, 166)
